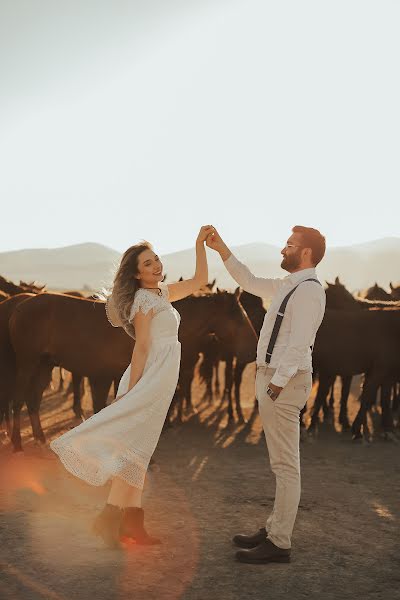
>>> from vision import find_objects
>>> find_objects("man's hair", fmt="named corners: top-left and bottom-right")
top-left (292, 225), bottom-right (326, 266)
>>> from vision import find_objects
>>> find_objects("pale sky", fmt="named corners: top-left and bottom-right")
top-left (1, 0), bottom-right (399, 255)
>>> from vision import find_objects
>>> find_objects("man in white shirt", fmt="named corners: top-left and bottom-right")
top-left (206, 225), bottom-right (326, 564)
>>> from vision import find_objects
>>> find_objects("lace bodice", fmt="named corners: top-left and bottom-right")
top-left (127, 282), bottom-right (180, 341)
top-left (129, 283), bottom-right (170, 320)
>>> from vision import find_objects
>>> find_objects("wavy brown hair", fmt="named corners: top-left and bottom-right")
top-left (102, 241), bottom-right (153, 338)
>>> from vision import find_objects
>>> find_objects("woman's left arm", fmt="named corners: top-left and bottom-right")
top-left (167, 225), bottom-right (214, 302)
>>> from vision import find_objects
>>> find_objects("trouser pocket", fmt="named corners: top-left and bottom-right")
top-left (277, 372), bottom-right (312, 410)
top-left (255, 368), bottom-right (275, 404)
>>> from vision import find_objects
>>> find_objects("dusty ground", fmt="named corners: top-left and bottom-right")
top-left (1, 367), bottom-right (399, 600)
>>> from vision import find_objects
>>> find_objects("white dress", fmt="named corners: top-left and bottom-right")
top-left (50, 283), bottom-right (181, 490)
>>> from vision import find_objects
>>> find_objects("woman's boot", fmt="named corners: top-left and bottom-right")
top-left (92, 503), bottom-right (123, 549)
top-left (119, 507), bottom-right (161, 545)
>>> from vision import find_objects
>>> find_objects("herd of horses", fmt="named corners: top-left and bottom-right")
top-left (0, 273), bottom-right (399, 452)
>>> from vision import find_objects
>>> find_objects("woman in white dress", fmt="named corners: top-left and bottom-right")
top-left (50, 225), bottom-right (214, 548)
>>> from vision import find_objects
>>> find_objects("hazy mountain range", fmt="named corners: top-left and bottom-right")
top-left (0, 238), bottom-right (399, 293)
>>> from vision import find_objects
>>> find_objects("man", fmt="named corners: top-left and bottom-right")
top-left (206, 225), bottom-right (326, 564)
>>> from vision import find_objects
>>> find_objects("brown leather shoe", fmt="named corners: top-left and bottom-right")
top-left (232, 527), bottom-right (267, 549)
top-left (120, 507), bottom-right (161, 545)
top-left (92, 503), bottom-right (123, 549)
top-left (236, 538), bottom-right (291, 564)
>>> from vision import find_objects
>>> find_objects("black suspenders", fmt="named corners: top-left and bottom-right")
top-left (265, 278), bottom-right (322, 365)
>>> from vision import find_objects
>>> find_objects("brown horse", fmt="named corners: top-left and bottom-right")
top-left (361, 283), bottom-right (392, 302)
top-left (9, 294), bottom-right (132, 451)
top-left (390, 282), bottom-right (400, 301)
top-left (199, 289), bottom-right (265, 422)
top-left (314, 278), bottom-right (400, 433)
top-left (168, 288), bottom-right (258, 423)
top-left (0, 275), bottom-right (45, 296)
top-left (9, 289), bottom-right (257, 450)
top-left (0, 293), bottom-right (35, 437)
top-left (311, 307), bottom-right (400, 441)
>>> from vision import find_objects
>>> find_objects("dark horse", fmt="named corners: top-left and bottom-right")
top-left (9, 289), bottom-right (257, 450)
top-left (9, 294), bottom-right (132, 451)
top-left (310, 277), bottom-right (400, 433)
top-left (196, 289), bottom-right (264, 422)
top-left (0, 275), bottom-right (45, 296)
top-left (361, 283), bottom-right (392, 302)
top-left (168, 288), bottom-right (258, 423)
top-left (311, 307), bottom-right (400, 441)
top-left (0, 293), bottom-right (35, 437)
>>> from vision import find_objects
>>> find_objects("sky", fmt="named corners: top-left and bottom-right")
top-left (1, 0), bottom-right (399, 255)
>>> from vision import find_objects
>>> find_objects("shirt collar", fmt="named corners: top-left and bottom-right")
top-left (283, 267), bottom-right (317, 285)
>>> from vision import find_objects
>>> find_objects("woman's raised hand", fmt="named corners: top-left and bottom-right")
top-left (197, 225), bottom-right (215, 244)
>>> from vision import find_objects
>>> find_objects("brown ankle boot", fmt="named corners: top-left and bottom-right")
top-left (119, 507), bottom-right (161, 545)
top-left (92, 503), bottom-right (123, 549)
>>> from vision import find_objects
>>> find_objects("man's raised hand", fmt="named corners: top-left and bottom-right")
top-left (205, 227), bottom-right (231, 261)
top-left (197, 225), bottom-right (215, 244)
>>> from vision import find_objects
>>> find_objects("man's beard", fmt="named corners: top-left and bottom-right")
top-left (281, 252), bottom-right (301, 272)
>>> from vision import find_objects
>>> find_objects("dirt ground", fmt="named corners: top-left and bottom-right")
top-left (1, 366), bottom-right (399, 600)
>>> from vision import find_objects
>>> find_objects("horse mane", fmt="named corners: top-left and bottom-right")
top-left (353, 295), bottom-right (400, 308)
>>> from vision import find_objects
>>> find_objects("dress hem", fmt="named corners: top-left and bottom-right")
top-left (50, 438), bottom-right (147, 490)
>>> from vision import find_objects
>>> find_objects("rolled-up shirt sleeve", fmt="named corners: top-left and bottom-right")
top-left (224, 254), bottom-right (283, 300)
top-left (270, 284), bottom-right (325, 388)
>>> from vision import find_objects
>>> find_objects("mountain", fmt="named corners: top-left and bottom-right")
top-left (0, 243), bottom-right (120, 291)
top-left (0, 238), bottom-right (399, 293)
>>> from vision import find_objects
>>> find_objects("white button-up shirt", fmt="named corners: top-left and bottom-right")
top-left (224, 254), bottom-right (326, 388)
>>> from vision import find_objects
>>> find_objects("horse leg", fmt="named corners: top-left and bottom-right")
top-left (394, 382), bottom-right (400, 433)
top-left (199, 354), bottom-right (213, 403)
top-left (352, 374), bottom-right (378, 441)
top-left (214, 359), bottom-right (220, 397)
top-left (224, 358), bottom-right (234, 421)
top-left (72, 373), bottom-right (83, 417)
top-left (234, 362), bottom-right (246, 423)
top-left (339, 375), bottom-right (352, 430)
top-left (381, 381), bottom-right (395, 440)
top-left (0, 373), bottom-right (14, 438)
top-left (322, 379), bottom-right (335, 422)
top-left (176, 383), bottom-right (184, 423)
top-left (11, 365), bottom-right (36, 452)
top-left (328, 382), bottom-right (335, 410)
top-left (299, 404), bottom-right (307, 439)
top-left (165, 387), bottom-right (179, 426)
top-left (183, 367), bottom-right (196, 415)
top-left (89, 377), bottom-right (112, 413)
top-left (308, 375), bottom-right (333, 433)
top-left (28, 360), bottom-right (53, 444)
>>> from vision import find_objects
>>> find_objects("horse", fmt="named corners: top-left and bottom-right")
top-left (0, 293), bottom-right (35, 438)
top-left (9, 293), bottom-right (132, 451)
top-left (311, 307), bottom-right (400, 441)
top-left (361, 283), bottom-right (392, 302)
top-left (0, 275), bottom-right (45, 296)
top-left (9, 289), bottom-right (257, 450)
top-left (313, 278), bottom-right (400, 432)
top-left (390, 282), bottom-right (400, 301)
top-left (168, 288), bottom-right (258, 423)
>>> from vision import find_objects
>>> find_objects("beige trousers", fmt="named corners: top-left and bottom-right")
top-left (256, 366), bottom-right (313, 550)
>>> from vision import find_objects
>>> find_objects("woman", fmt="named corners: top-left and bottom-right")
top-left (50, 225), bottom-right (214, 548)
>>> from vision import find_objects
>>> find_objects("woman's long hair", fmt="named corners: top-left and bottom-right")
top-left (101, 241), bottom-right (152, 338)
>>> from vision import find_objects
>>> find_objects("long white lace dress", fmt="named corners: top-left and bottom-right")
top-left (50, 283), bottom-right (181, 490)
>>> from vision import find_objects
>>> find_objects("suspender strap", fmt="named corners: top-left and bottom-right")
top-left (265, 278), bottom-right (322, 365)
